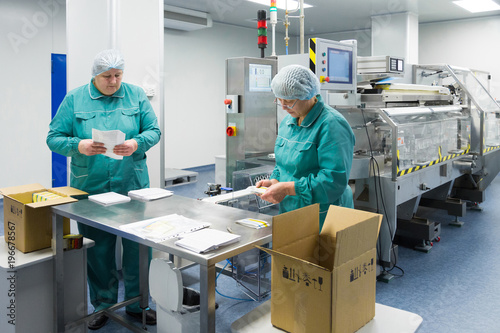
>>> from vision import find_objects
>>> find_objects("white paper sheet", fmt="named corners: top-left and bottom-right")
top-left (128, 188), bottom-right (173, 202)
top-left (119, 214), bottom-right (211, 242)
top-left (175, 229), bottom-right (241, 253)
top-left (88, 192), bottom-right (131, 206)
top-left (92, 128), bottom-right (126, 160)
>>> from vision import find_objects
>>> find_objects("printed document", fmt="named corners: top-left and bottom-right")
top-left (119, 214), bottom-right (211, 242)
top-left (92, 128), bottom-right (126, 160)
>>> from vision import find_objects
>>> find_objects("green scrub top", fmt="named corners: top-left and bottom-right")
top-left (270, 94), bottom-right (355, 229)
top-left (47, 80), bottom-right (161, 195)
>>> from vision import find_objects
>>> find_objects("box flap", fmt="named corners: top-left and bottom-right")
top-left (26, 197), bottom-right (77, 208)
top-left (272, 204), bottom-right (319, 252)
top-left (0, 183), bottom-right (46, 196)
top-left (321, 206), bottom-right (382, 268)
top-left (50, 186), bottom-right (88, 198)
top-left (257, 245), bottom-right (330, 273)
top-left (257, 232), bottom-right (323, 266)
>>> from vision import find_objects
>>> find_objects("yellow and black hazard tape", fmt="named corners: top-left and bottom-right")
top-left (397, 159), bottom-right (441, 176)
top-left (483, 145), bottom-right (500, 153)
top-left (309, 38), bottom-right (316, 73)
top-left (397, 146), bottom-right (470, 177)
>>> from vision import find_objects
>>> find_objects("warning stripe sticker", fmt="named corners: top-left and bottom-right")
top-left (484, 145), bottom-right (500, 153)
top-left (309, 38), bottom-right (316, 73)
top-left (396, 146), bottom-right (471, 177)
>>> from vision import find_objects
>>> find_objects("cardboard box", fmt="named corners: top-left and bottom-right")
top-left (0, 183), bottom-right (88, 253)
top-left (259, 204), bottom-right (382, 333)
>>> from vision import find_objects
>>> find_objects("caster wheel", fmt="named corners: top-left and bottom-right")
top-left (435, 236), bottom-right (441, 242)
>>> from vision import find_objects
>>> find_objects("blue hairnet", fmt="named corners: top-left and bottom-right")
top-left (92, 49), bottom-right (125, 77)
top-left (271, 64), bottom-right (320, 100)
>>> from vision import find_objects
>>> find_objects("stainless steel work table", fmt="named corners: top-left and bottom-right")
top-left (51, 195), bottom-right (273, 333)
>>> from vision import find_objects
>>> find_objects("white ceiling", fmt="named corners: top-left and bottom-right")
top-left (164, 0), bottom-right (500, 35)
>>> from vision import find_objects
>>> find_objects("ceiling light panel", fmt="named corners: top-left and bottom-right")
top-left (453, 0), bottom-right (500, 13)
top-left (247, 0), bottom-right (313, 10)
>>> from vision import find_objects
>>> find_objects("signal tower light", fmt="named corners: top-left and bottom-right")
top-left (257, 10), bottom-right (268, 58)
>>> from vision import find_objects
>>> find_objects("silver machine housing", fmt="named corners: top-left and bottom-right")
top-left (224, 38), bottom-right (500, 273)
top-left (225, 57), bottom-right (277, 189)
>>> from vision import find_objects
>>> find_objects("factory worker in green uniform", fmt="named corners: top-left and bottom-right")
top-left (47, 49), bottom-right (161, 330)
top-left (256, 64), bottom-right (355, 230)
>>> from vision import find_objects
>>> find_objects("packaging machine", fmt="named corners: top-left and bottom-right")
top-left (223, 38), bottom-right (500, 275)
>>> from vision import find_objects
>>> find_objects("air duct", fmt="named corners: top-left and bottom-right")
top-left (164, 5), bottom-right (212, 31)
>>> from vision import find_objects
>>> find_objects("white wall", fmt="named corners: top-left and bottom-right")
top-left (371, 12), bottom-right (419, 64)
top-left (163, 22), bottom-right (292, 169)
top-left (419, 16), bottom-right (500, 100)
top-left (0, 0), bottom-right (66, 189)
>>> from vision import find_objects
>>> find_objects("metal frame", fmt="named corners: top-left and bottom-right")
top-left (52, 196), bottom-right (272, 333)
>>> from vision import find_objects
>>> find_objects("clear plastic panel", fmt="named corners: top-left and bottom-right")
top-left (485, 112), bottom-right (500, 147)
top-left (385, 108), bottom-right (463, 171)
top-left (459, 118), bottom-right (471, 151)
top-left (447, 65), bottom-right (499, 113)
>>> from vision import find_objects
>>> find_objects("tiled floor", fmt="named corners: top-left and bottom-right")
top-left (2, 164), bottom-right (500, 332)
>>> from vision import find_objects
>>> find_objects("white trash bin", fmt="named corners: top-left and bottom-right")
top-left (149, 258), bottom-right (200, 333)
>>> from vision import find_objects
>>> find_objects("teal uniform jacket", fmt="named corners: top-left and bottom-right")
top-left (270, 94), bottom-right (355, 229)
top-left (47, 80), bottom-right (161, 195)
top-left (47, 80), bottom-right (160, 313)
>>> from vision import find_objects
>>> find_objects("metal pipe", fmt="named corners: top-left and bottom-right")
top-left (284, 3), bottom-right (289, 55)
top-left (272, 24), bottom-right (276, 56)
top-left (299, 0), bottom-right (304, 53)
top-left (270, 1), bottom-right (277, 56)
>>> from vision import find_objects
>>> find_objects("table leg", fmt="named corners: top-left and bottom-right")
top-left (199, 264), bottom-right (216, 333)
top-left (139, 244), bottom-right (149, 329)
top-left (52, 212), bottom-right (65, 333)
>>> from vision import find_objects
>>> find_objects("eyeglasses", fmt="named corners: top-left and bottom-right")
top-left (274, 98), bottom-right (299, 109)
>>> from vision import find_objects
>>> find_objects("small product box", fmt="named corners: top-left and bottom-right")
top-left (259, 204), bottom-right (382, 333)
top-left (0, 183), bottom-right (88, 253)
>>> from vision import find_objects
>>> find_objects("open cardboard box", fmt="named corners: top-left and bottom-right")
top-left (1, 183), bottom-right (88, 253)
top-left (258, 204), bottom-right (382, 333)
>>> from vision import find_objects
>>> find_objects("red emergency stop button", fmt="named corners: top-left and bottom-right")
top-left (224, 99), bottom-right (232, 105)
top-left (320, 76), bottom-right (330, 83)
top-left (226, 126), bottom-right (237, 136)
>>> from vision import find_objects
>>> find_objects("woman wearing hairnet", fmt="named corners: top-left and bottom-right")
top-left (47, 49), bottom-right (161, 330)
top-left (256, 64), bottom-right (355, 230)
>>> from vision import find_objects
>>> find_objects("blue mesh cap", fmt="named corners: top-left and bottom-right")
top-left (271, 64), bottom-right (320, 100)
top-left (91, 49), bottom-right (125, 77)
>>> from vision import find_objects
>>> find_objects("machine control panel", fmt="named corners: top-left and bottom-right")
top-left (224, 95), bottom-right (239, 114)
top-left (357, 55), bottom-right (405, 75)
top-left (310, 38), bottom-right (357, 93)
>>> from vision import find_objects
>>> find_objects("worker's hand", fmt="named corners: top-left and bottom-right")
top-left (255, 179), bottom-right (275, 188)
top-left (113, 139), bottom-right (138, 156)
top-left (260, 181), bottom-right (295, 204)
top-left (78, 139), bottom-right (106, 156)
